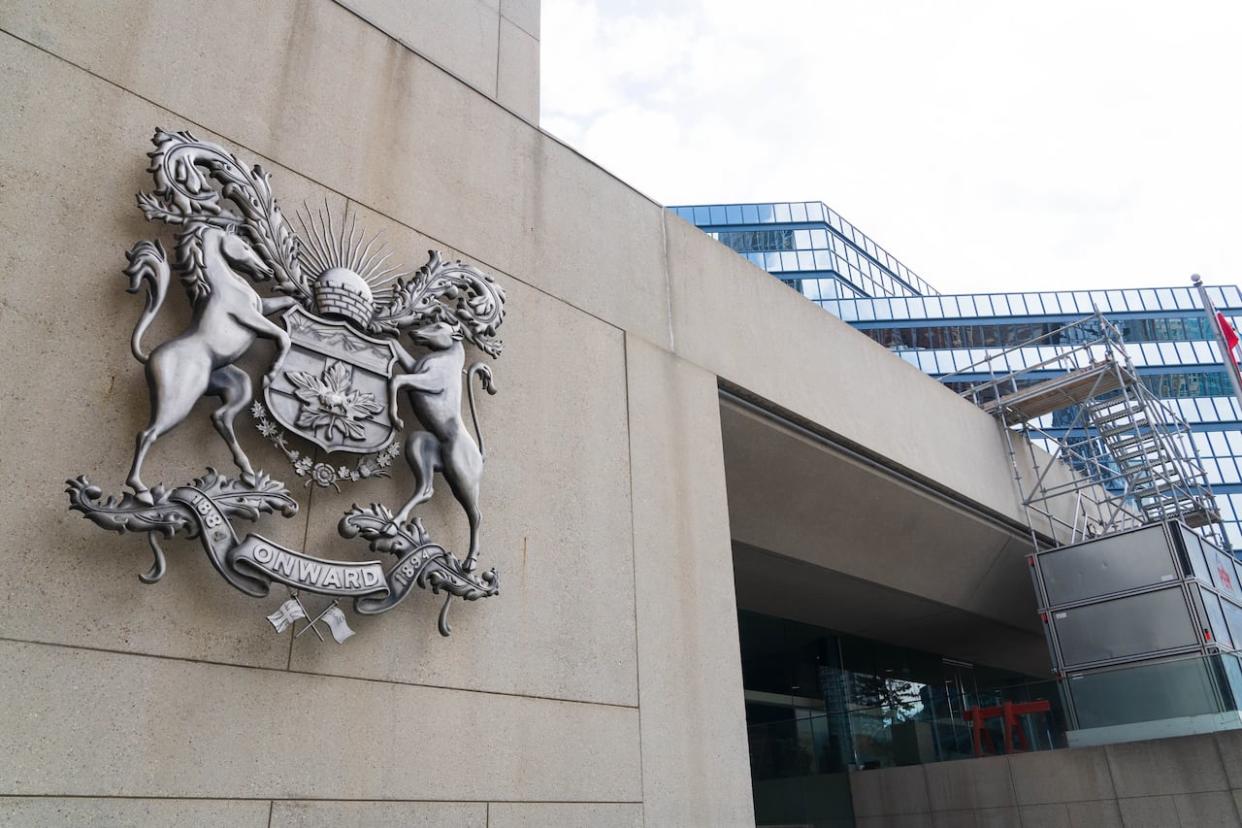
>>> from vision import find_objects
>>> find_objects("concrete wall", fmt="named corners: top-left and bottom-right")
top-left (850, 730), bottom-right (1242, 827)
top-left (338, 0), bottom-right (540, 122)
top-left (0, 0), bottom-right (1103, 824)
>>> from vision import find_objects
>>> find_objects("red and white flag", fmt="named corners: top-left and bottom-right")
top-left (1218, 312), bottom-right (1240, 367)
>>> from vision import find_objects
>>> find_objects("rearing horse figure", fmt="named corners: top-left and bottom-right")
top-left (124, 223), bottom-right (295, 503)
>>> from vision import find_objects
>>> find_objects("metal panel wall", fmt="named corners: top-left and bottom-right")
top-left (1039, 524), bottom-right (1181, 606)
top-left (1051, 586), bottom-right (1200, 669)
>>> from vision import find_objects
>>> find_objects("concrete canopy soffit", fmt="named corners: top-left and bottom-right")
top-left (66, 128), bottom-right (512, 645)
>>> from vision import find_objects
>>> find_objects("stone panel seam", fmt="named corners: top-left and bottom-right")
top-left (288, 467), bottom-right (318, 670)
top-left (326, 0), bottom-right (499, 101)
top-left (494, 6), bottom-right (503, 102)
top-left (0, 28), bottom-right (679, 361)
top-left (1208, 734), bottom-right (1242, 821)
top-left (1003, 755), bottom-right (1026, 826)
top-left (619, 336), bottom-right (647, 824)
top-left (0, 795), bottom-right (643, 804)
top-left (500, 6), bottom-right (539, 40)
top-left (0, 637), bottom-right (639, 710)
top-left (267, 800), bottom-right (274, 828)
top-left (661, 215), bottom-right (675, 354)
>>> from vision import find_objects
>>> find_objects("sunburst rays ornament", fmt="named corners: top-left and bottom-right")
top-left (295, 203), bottom-right (410, 329)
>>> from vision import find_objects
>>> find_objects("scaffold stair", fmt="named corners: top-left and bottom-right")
top-left (1083, 393), bottom-right (1219, 528)
top-left (944, 311), bottom-right (1226, 548)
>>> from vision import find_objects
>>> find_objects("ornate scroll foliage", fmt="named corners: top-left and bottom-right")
top-left (340, 505), bottom-right (500, 635)
top-left (370, 251), bottom-right (507, 357)
top-left (135, 128), bottom-right (309, 301)
top-left (66, 469), bottom-right (298, 538)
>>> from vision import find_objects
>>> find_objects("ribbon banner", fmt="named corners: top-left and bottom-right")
top-left (67, 472), bottom-right (499, 634)
top-left (232, 536), bottom-right (388, 598)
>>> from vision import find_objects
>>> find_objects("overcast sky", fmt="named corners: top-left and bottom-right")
top-left (541, 1), bottom-right (1242, 296)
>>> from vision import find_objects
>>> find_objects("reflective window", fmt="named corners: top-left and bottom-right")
top-left (717, 230), bottom-right (796, 253)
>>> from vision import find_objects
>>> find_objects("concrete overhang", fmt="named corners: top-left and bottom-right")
top-left (721, 394), bottom-right (1051, 675)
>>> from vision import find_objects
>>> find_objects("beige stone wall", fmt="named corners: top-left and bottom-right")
top-left (338, 0), bottom-right (540, 122)
top-left (850, 730), bottom-right (1242, 827)
top-left (0, 1), bottom-right (1095, 825)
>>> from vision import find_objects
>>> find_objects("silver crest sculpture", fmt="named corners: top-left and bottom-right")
top-left (67, 128), bottom-right (506, 640)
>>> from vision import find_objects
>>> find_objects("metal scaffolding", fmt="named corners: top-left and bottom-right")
top-left (941, 311), bottom-right (1225, 551)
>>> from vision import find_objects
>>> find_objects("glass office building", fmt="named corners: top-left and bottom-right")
top-left (671, 202), bottom-right (1242, 550)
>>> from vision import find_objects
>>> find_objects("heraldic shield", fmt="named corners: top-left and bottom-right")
top-left (264, 306), bottom-right (400, 455)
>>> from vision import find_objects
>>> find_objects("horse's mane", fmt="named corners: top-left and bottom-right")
top-left (174, 222), bottom-right (215, 305)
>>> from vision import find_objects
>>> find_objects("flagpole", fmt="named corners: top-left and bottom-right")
top-left (1192, 273), bottom-right (1242, 406)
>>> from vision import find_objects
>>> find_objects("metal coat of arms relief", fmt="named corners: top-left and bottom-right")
top-left (67, 128), bottom-right (506, 643)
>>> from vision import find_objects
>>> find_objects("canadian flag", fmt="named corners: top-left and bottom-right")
top-left (1218, 312), bottom-right (1240, 367)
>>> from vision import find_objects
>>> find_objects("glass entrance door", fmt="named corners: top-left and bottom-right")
top-left (929, 658), bottom-right (979, 761)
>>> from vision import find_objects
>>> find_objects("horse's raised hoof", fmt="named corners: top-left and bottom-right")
top-left (130, 488), bottom-right (155, 506)
top-left (240, 470), bottom-right (258, 488)
top-left (462, 556), bottom-right (478, 573)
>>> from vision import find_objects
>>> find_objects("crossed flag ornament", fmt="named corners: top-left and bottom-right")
top-left (268, 593), bottom-right (356, 644)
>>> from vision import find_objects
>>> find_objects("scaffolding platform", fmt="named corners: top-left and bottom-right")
top-left (941, 312), bottom-right (1224, 551)
top-left (981, 360), bottom-right (1126, 420)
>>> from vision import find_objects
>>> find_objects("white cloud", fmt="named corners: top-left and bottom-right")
top-left (541, 0), bottom-right (1242, 294)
